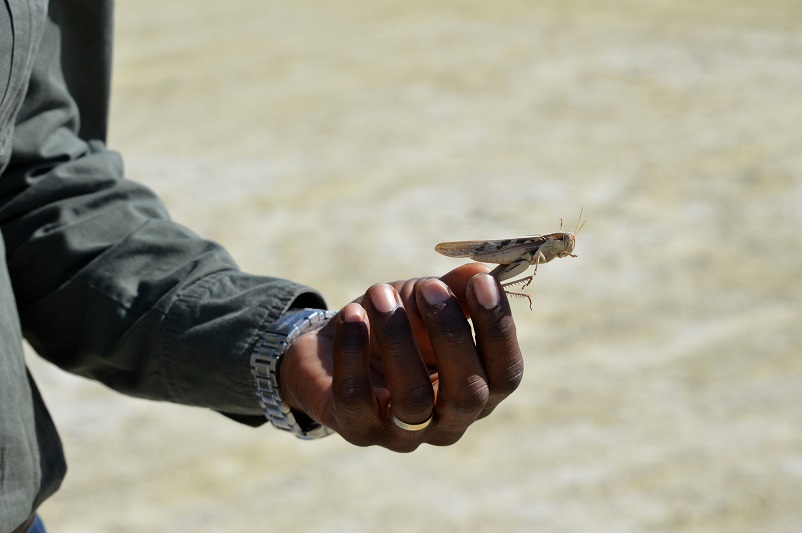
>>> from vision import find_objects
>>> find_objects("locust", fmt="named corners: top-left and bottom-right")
top-left (435, 211), bottom-right (585, 309)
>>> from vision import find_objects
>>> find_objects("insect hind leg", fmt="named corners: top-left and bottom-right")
top-left (500, 276), bottom-right (534, 310)
top-left (501, 275), bottom-right (533, 290)
top-left (489, 260), bottom-right (536, 311)
top-left (502, 289), bottom-right (533, 310)
top-left (490, 259), bottom-right (530, 283)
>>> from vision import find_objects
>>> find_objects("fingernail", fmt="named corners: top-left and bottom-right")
top-left (421, 279), bottom-right (451, 306)
top-left (473, 274), bottom-right (500, 309)
top-left (370, 284), bottom-right (399, 313)
top-left (341, 303), bottom-right (366, 323)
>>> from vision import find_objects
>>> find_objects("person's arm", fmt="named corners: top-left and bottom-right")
top-left (2, 6), bottom-right (525, 447)
top-left (0, 7), bottom-right (323, 423)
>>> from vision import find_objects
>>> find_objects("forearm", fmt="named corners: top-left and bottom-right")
top-left (2, 145), bottom-right (326, 420)
top-left (0, 9), bottom-right (327, 418)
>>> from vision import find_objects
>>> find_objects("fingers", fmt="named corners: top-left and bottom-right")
top-left (364, 285), bottom-right (434, 429)
top-left (330, 303), bottom-right (380, 446)
top-left (331, 287), bottom-right (435, 451)
top-left (367, 274), bottom-right (520, 449)
top-left (465, 273), bottom-right (524, 416)
top-left (330, 272), bottom-right (522, 451)
top-left (439, 263), bottom-right (491, 315)
top-left (390, 265), bottom-right (491, 365)
top-left (414, 273), bottom-right (523, 442)
top-left (414, 278), bottom-right (488, 445)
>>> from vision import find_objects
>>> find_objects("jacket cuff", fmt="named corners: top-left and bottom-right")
top-left (160, 270), bottom-right (326, 423)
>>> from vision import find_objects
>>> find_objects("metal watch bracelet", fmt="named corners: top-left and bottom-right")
top-left (250, 308), bottom-right (336, 440)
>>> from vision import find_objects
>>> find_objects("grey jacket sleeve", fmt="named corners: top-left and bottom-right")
top-left (0, 3), bottom-right (326, 422)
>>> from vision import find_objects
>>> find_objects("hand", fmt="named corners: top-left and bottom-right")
top-left (279, 263), bottom-right (523, 452)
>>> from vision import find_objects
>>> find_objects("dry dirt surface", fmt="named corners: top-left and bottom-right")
top-left (29, 1), bottom-right (801, 531)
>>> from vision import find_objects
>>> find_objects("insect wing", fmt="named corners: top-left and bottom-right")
top-left (435, 239), bottom-right (495, 258)
top-left (435, 235), bottom-right (549, 261)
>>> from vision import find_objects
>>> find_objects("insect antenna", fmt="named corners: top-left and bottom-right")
top-left (574, 207), bottom-right (587, 236)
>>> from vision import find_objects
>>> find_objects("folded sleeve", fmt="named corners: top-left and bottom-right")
top-left (0, 7), bottom-right (325, 423)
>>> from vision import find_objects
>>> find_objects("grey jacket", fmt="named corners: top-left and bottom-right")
top-left (1, 1), bottom-right (324, 529)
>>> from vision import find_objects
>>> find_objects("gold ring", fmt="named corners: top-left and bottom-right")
top-left (392, 413), bottom-right (433, 432)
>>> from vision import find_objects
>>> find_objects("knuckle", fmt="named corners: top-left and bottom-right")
top-left (451, 377), bottom-right (490, 414)
top-left (387, 439), bottom-right (422, 453)
top-left (490, 360), bottom-right (524, 398)
top-left (477, 404), bottom-right (497, 420)
top-left (427, 430), bottom-right (465, 447)
top-left (338, 425), bottom-right (384, 448)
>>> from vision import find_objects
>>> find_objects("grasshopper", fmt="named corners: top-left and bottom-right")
top-left (435, 211), bottom-right (585, 309)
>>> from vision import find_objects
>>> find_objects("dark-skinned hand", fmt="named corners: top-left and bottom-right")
top-left (279, 263), bottom-right (523, 452)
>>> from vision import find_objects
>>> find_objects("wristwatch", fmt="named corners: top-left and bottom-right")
top-left (250, 308), bottom-right (336, 440)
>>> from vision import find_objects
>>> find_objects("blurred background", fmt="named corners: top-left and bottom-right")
top-left (28, 0), bottom-right (801, 531)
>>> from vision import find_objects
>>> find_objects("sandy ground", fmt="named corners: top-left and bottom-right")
top-left (26, 0), bottom-right (802, 531)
